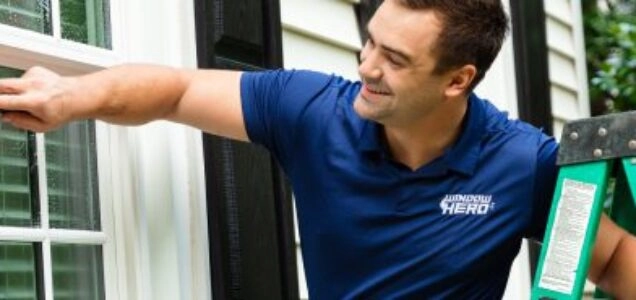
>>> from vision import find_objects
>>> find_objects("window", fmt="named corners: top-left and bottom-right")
top-left (0, 65), bottom-right (105, 300)
top-left (0, 0), bottom-right (113, 299)
top-left (0, 0), bottom-right (111, 48)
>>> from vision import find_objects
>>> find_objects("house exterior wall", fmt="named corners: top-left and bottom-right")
top-left (105, 1), bottom-right (211, 299)
top-left (544, 0), bottom-right (591, 139)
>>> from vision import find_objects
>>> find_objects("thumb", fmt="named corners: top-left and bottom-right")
top-left (1, 110), bottom-right (50, 132)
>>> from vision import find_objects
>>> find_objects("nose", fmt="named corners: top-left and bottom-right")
top-left (358, 48), bottom-right (382, 81)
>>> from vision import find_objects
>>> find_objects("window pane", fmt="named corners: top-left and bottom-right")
top-left (0, 242), bottom-right (39, 300)
top-left (0, 0), bottom-right (52, 34)
top-left (0, 126), bottom-right (36, 227)
top-left (0, 66), bottom-right (22, 77)
top-left (51, 244), bottom-right (104, 300)
top-left (0, 67), bottom-right (38, 227)
top-left (61, 0), bottom-right (111, 49)
top-left (46, 121), bottom-right (100, 230)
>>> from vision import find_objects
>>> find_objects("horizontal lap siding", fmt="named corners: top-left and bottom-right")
top-left (544, 0), bottom-right (590, 140)
top-left (281, 0), bottom-right (362, 80)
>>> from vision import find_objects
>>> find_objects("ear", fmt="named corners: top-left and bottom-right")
top-left (443, 65), bottom-right (477, 98)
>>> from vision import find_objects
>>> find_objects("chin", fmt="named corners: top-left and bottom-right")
top-left (353, 100), bottom-right (379, 122)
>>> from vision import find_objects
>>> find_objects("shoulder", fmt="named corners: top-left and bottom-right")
top-left (241, 68), bottom-right (360, 100)
top-left (471, 95), bottom-right (558, 175)
top-left (475, 96), bottom-right (555, 150)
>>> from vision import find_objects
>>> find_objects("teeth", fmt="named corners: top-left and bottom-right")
top-left (368, 85), bottom-right (388, 94)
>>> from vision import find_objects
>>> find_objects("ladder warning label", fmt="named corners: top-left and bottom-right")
top-left (538, 179), bottom-right (597, 295)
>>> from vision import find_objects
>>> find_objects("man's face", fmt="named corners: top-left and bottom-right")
top-left (354, 0), bottom-right (448, 126)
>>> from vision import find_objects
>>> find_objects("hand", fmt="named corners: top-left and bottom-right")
top-left (0, 66), bottom-right (74, 132)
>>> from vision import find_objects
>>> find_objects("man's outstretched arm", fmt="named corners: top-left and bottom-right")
top-left (589, 215), bottom-right (636, 298)
top-left (0, 64), bottom-right (248, 141)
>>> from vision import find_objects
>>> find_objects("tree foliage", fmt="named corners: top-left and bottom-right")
top-left (583, 0), bottom-right (636, 115)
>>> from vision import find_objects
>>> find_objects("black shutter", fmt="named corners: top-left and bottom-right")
top-left (355, 0), bottom-right (382, 43)
top-left (510, 0), bottom-right (553, 284)
top-left (510, 2), bottom-right (553, 135)
top-left (193, 1), bottom-right (299, 299)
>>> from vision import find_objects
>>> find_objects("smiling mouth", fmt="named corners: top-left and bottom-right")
top-left (364, 84), bottom-right (391, 95)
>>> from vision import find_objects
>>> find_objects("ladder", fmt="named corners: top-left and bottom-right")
top-left (530, 111), bottom-right (636, 300)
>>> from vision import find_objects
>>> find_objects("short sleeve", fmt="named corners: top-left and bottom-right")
top-left (240, 69), bottom-right (335, 170)
top-left (525, 135), bottom-right (559, 241)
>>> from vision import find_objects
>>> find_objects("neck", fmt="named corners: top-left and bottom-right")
top-left (383, 97), bottom-right (469, 171)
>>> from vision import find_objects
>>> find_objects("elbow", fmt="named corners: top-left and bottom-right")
top-left (592, 234), bottom-right (636, 299)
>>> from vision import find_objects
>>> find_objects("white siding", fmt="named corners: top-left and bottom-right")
top-left (110, 1), bottom-right (211, 299)
top-left (545, 0), bottom-right (591, 139)
top-left (281, 0), bottom-right (362, 80)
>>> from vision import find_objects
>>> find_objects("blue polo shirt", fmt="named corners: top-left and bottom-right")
top-left (240, 69), bottom-right (558, 299)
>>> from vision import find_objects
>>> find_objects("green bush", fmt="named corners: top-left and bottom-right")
top-left (584, 0), bottom-right (636, 115)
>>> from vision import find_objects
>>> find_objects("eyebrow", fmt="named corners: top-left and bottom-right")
top-left (367, 27), bottom-right (413, 64)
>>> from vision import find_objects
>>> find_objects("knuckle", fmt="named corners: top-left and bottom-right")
top-left (26, 66), bottom-right (46, 76)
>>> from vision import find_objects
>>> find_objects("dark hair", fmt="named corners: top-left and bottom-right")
top-left (399, 0), bottom-right (509, 91)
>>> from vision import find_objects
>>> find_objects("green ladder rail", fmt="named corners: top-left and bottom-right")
top-left (531, 111), bottom-right (636, 300)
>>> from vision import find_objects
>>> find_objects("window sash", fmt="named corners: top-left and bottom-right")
top-left (0, 2), bottom-right (118, 291)
top-left (0, 0), bottom-right (121, 74)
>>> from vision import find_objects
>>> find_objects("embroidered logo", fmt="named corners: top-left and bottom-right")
top-left (440, 194), bottom-right (495, 215)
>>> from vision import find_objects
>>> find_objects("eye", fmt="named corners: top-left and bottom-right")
top-left (386, 54), bottom-right (404, 68)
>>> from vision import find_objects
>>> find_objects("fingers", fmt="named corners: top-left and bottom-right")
top-left (0, 94), bottom-right (36, 112)
top-left (0, 66), bottom-right (57, 94)
top-left (0, 78), bottom-right (31, 94)
top-left (23, 66), bottom-right (56, 78)
top-left (1, 111), bottom-right (51, 132)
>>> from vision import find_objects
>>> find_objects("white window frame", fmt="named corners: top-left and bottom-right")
top-left (0, 0), bottom-right (124, 299)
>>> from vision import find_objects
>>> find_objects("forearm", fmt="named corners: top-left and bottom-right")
top-left (590, 216), bottom-right (636, 299)
top-left (595, 234), bottom-right (636, 299)
top-left (0, 64), bottom-right (246, 137)
top-left (72, 64), bottom-right (191, 125)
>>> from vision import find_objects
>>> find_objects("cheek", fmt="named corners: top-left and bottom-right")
top-left (384, 77), bottom-right (413, 95)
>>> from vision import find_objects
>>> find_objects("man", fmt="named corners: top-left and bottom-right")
top-left (0, 0), bottom-right (635, 298)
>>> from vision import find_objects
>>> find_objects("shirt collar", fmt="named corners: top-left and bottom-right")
top-left (357, 93), bottom-right (485, 176)
top-left (443, 93), bottom-right (485, 176)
